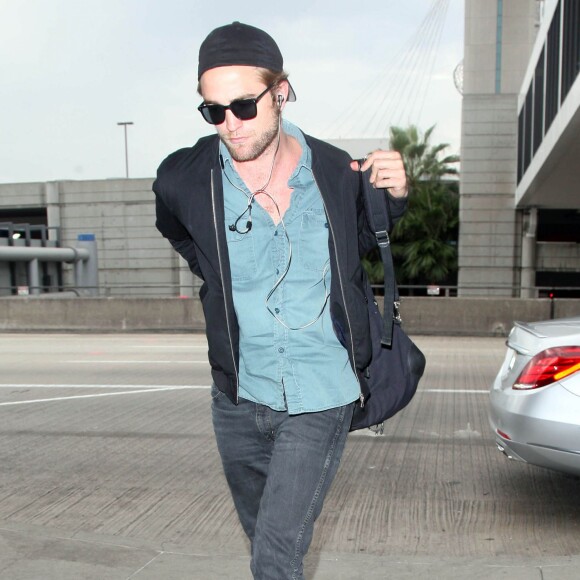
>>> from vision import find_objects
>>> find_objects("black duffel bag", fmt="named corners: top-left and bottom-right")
top-left (349, 164), bottom-right (426, 432)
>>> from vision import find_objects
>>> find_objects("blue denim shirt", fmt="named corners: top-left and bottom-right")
top-left (221, 121), bottom-right (360, 414)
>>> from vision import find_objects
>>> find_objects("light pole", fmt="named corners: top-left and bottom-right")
top-left (117, 121), bottom-right (134, 178)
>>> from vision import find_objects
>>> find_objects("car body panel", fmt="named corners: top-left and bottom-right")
top-left (488, 316), bottom-right (580, 476)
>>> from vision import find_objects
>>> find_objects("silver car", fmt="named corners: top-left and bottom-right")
top-left (489, 316), bottom-right (580, 476)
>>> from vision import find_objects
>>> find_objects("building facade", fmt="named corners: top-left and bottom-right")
top-left (0, 179), bottom-right (192, 297)
top-left (459, 0), bottom-right (580, 297)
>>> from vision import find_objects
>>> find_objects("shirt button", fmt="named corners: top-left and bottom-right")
top-left (275, 308), bottom-right (280, 314)
top-left (276, 269), bottom-right (280, 275)
top-left (274, 231), bottom-right (278, 236)
top-left (324, 222), bottom-right (329, 228)
top-left (278, 347), bottom-right (285, 353)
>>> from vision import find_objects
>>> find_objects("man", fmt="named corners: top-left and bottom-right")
top-left (154, 22), bottom-right (408, 579)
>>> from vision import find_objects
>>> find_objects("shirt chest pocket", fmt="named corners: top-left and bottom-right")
top-left (225, 225), bottom-right (258, 281)
top-left (299, 210), bottom-right (330, 272)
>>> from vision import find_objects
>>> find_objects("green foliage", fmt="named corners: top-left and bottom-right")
top-left (363, 125), bottom-right (460, 286)
top-left (389, 125), bottom-right (459, 186)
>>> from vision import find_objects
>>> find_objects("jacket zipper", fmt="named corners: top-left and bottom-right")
top-left (315, 175), bottom-right (365, 408)
top-left (210, 168), bottom-right (239, 403)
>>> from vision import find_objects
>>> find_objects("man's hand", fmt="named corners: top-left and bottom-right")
top-left (350, 150), bottom-right (408, 198)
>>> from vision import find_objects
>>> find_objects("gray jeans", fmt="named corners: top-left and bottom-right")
top-left (211, 385), bottom-right (354, 580)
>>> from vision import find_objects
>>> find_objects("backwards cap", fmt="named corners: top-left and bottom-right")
top-left (198, 21), bottom-right (296, 101)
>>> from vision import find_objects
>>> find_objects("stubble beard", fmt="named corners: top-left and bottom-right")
top-left (223, 109), bottom-right (281, 163)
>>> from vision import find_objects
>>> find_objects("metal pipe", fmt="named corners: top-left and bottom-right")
top-left (0, 246), bottom-right (89, 262)
top-left (28, 258), bottom-right (40, 295)
top-left (117, 121), bottom-right (134, 178)
top-left (75, 234), bottom-right (99, 296)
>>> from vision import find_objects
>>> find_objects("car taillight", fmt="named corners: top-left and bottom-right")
top-left (513, 346), bottom-right (580, 390)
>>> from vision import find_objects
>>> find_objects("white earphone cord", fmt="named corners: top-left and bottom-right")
top-left (224, 111), bottom-right (331, 330)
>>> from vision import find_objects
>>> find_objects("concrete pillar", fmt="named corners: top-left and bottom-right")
top-left (28, 258), bottom-right (40, 295)
top-left (45, 181), bottom-right (61, 243)
top-left (178, 256), bottom-right (202, 298)
top-left (459, 0), bottom-right (539, 297)
top-left (75, 234), bottom-right (99, 296)
top-left (520, 207), bottom-right (537, 298)
top-left (178, 266), bottom-right (193, 297)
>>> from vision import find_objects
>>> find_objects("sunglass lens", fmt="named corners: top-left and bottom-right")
top-left (203, 105), bottom-right (225, 125)
top-left (230, 99), bottom-right (258, 121)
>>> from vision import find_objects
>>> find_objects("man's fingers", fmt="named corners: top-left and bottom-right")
top-left (357, 150), bottom-right (403, 172)
top-left (350, 150), bottom-right (408, 196)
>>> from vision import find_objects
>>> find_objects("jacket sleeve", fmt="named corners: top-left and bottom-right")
top-left (154, 192), bottom-right (203, 280)
top-left (386, 191), bottom-right (408, 226)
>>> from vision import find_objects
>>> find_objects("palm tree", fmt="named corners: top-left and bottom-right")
top-left (389, 125), bottom-right (459, 186)
top-left (363, 125), bottom-right (460, 289)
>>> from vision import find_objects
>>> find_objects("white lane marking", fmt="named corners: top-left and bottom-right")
top-left (422, 389), bottom-right (488, 394)
top-left (130, 345), bottom-right (208, 349)
top-left (0, 385), bottom-right (211, 407)
top-left (0, 386), bottom-right (488, 408)
top-left (0, 384), bottom-right (210, 389)
top-left (63, 360), bottom-right (208, 364)
top-left (0, 385), bottom-right (487, 393)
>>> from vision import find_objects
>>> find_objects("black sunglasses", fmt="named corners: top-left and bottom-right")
top-left (198, 83), bottom-right (275, 125)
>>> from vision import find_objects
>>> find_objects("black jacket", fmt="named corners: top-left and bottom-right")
top-left (153, 131), bottom-right (407, 404)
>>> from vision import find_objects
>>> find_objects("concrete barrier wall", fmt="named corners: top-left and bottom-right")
top-left (1, 296), bottom-right (580, 335)
top-left (0, 297), bottom-right (205, 332)
top-left (397, 297), bottom-right (552, 336)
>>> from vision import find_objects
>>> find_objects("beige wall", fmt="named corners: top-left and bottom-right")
top-left (0, 178), bottom-right (192, 297)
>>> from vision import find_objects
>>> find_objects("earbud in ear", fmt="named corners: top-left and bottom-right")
top-left (277, 95), bottom-right (283, 106)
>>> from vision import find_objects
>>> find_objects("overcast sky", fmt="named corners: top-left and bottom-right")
top-left (0, 0), bottom-right (464, 184)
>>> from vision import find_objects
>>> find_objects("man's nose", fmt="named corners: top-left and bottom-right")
top-left (224, 110), bottom-right (242, 132)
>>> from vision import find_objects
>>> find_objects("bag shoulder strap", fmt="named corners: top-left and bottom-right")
top-left (358, 163), bottom-right (400, 347)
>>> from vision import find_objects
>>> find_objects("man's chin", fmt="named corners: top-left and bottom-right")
top-left (225, 142), bottom-right (260, 163)
top-left (222, 120), bottom-right (279, 163)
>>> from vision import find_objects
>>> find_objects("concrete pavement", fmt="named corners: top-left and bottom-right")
top-left (0, 333), bottom-right (579, 579)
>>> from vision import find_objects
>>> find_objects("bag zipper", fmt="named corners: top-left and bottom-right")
top-left (210, 168), bottom-right (239, 403)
